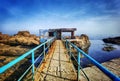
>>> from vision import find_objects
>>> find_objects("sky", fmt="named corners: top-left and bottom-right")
top-left (0, 0), bottom-right (120, 39)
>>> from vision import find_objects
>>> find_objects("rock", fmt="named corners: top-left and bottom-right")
top-left (102, 44), bottom-right (116, 52)
top-left (16, 31), bottom-right (30, 37)
top-left (0, 33), bottom-right (10, 45)
top-left (81, 58), bottom-right (120, 81)
top-left (0, 31), bottom-right (40, 81)
top-left (0, 31), bottom-right (40, 46)
top-left (102, 47), bottom-right (116, 52)
top-left (70, 34), bottom-right (91, 53)
top-left (0, 44), bottom-right (29, 56)
top-left (103, 36), bottom-right (120, 45)
top-left (76, 34), bottom-right (91, 53)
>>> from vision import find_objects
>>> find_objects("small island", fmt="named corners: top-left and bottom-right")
top-left (103, 36), bottom-right (120, 45)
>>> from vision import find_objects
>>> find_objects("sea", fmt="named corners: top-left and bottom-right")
top-left (80, 40), bottom-right (120, 67)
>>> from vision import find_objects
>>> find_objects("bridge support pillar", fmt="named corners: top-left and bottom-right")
top-left (71, 31), bottom-right (74, 39)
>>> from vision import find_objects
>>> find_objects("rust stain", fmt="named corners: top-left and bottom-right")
top-left (36, 41), bottom-right (56, 72)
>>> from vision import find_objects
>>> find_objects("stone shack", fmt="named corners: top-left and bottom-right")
top-left (48, 28), bottom-right (76, 39)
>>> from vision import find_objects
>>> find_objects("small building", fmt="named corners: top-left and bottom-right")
top-left (48, 28), bottom-right (76, 39)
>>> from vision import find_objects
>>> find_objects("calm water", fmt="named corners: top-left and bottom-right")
top-left (81, 40), bottom-right (120, 67)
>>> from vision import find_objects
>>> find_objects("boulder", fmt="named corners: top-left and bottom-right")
top-left (16, 31), bottom-right (30, 37)
top-left (70, 34), bottom-right (91, 53)
top-left (0, 44), bottom-right (29, 56)
top-left (102, 44), bottom-right (116, 52)
top-left (0, 31), bottom-right (40, 46)
top-left (0, 33), bottom-right (10, 44)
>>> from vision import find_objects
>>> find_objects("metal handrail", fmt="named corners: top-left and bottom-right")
top-left (63, 39), bottom-right (89, 81)
top-left (63, 38), bottom-right (120, 81)
top-left (0, 37), bottom-right (55, 81)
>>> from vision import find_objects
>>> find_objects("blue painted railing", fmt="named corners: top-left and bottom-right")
top-left (0, 37), bottom-right (55, 81)
top-left (63, 38), bottom-right (120, 81)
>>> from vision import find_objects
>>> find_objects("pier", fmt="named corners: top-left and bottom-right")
top-left (0, 28), bottom-right (120, 81)
top-left (34, 40), bottom-right (77, 81)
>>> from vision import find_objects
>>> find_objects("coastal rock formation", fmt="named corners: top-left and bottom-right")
top-left (76, 34), bottom-right (91, 53)
top-left (103, 36), bottom-right (120, 45)
top-left (0, 31), bottom-right (40, 46)
top-left (0, 31), bottom-right (40, 80)
top-left (70, 34), bottom-right (91, 53)
top-left (0, 31), bottom-right (40, 65)
top-left (0, 32), bottom-right (10, 44)
top-left (0, 43), bottom-right (29, 56)
top-left (80, 58), bottom-right (120, 81)
top-left (102, 44), bottom-right (116, 52)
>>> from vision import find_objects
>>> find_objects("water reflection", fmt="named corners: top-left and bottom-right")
top-left (102, 44), bottom-right (116, 52)
top-left (80, 40), bottom-right (120, 68)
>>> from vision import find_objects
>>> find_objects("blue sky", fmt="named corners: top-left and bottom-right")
top-left (0, 0), bottom-right (120, 38)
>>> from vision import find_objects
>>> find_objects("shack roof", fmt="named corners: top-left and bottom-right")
top-left (48, 28), bottom-right (76, 32)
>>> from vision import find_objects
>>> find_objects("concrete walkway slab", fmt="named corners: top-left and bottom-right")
top-left (34, 40), bottom-right (77, 81)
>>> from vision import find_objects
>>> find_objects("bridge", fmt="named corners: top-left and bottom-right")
top-left (0, 37), bottom-right (120, 81)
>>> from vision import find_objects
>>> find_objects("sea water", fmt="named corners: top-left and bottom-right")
top-left (81, 40), bottom-right (120, 67)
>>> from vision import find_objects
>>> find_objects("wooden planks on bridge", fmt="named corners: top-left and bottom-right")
top-left (34, 40), bottom-right (77, 81)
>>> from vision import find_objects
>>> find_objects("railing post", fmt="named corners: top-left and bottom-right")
top-left (77, 52), bottom-right (80, 81)
top-left (32, 51), bottom-right (35, 80)
top-left (65, 40), bottom-right (67, 49)
top-left (44, 43), bottom-right (45, 61)
top-left (49, 41), bottom-right (50, 48)
top-left (69, 44), bottom-right (71, 62)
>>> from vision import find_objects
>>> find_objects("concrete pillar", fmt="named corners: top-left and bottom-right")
top-left (71, 31), bottom-right (74, 39)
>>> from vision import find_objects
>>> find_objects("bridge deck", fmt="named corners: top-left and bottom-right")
top-left (34, 40), bottom-right (77, 81)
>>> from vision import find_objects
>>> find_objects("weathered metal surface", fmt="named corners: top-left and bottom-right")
top-left (35, 40), bottom-right (77, 81)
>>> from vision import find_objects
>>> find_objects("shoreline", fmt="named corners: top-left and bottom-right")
top-left (80, 58), bottom-right (120, 81)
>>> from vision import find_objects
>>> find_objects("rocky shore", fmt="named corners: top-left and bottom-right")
top-left (0, 31), bottom-right (40, 81)
top-left (0, 31), bottom-right (40, 56)
top-left (103, 36), bottom-right (120, 45)
top-left (81, 58), bottom-right (120, 81)
top-left (69, 34), bottom-right (91, 53)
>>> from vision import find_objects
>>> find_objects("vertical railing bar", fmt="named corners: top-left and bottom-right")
top-left (79, 65), bottom-right (90, 81)
top-left (67, 39), bottom-right (120, 81)
top-left (18, 65), bottom-right (33, 81)
top-left (0, 37), bottom-right (55, 81)
top-left (69, 43), bottom-right (71, 62)
top-left (77, 52), bottom-right (80, 81)
top-left (32, 51), bottom-right (35, 80)
top-left (65, 40), bottom-right (67, 49)
top-left (44, 43), bottom-right (45, 61)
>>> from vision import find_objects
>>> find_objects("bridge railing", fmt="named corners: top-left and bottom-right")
top-left (62, 38), bottom-right (120, 81)
top-left (0, 37), bottom-right (55, 81)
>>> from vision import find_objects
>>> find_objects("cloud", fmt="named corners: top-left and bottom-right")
top-left (0, 0), bottom-right (120, 38)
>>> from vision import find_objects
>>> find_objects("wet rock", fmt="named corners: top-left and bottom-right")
top-left (102, 44), bottom-right (116, 52)
top-left (103, 36), bottom-right (120, 45)
top-left (102, 47), bottom-right (116, 52)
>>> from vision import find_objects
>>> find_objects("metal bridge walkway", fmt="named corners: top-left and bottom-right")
top-left (34, 40), bottom-right (77, 81)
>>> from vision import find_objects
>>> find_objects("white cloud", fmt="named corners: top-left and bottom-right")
top-left (1, 10), bottom-right (120, 38)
